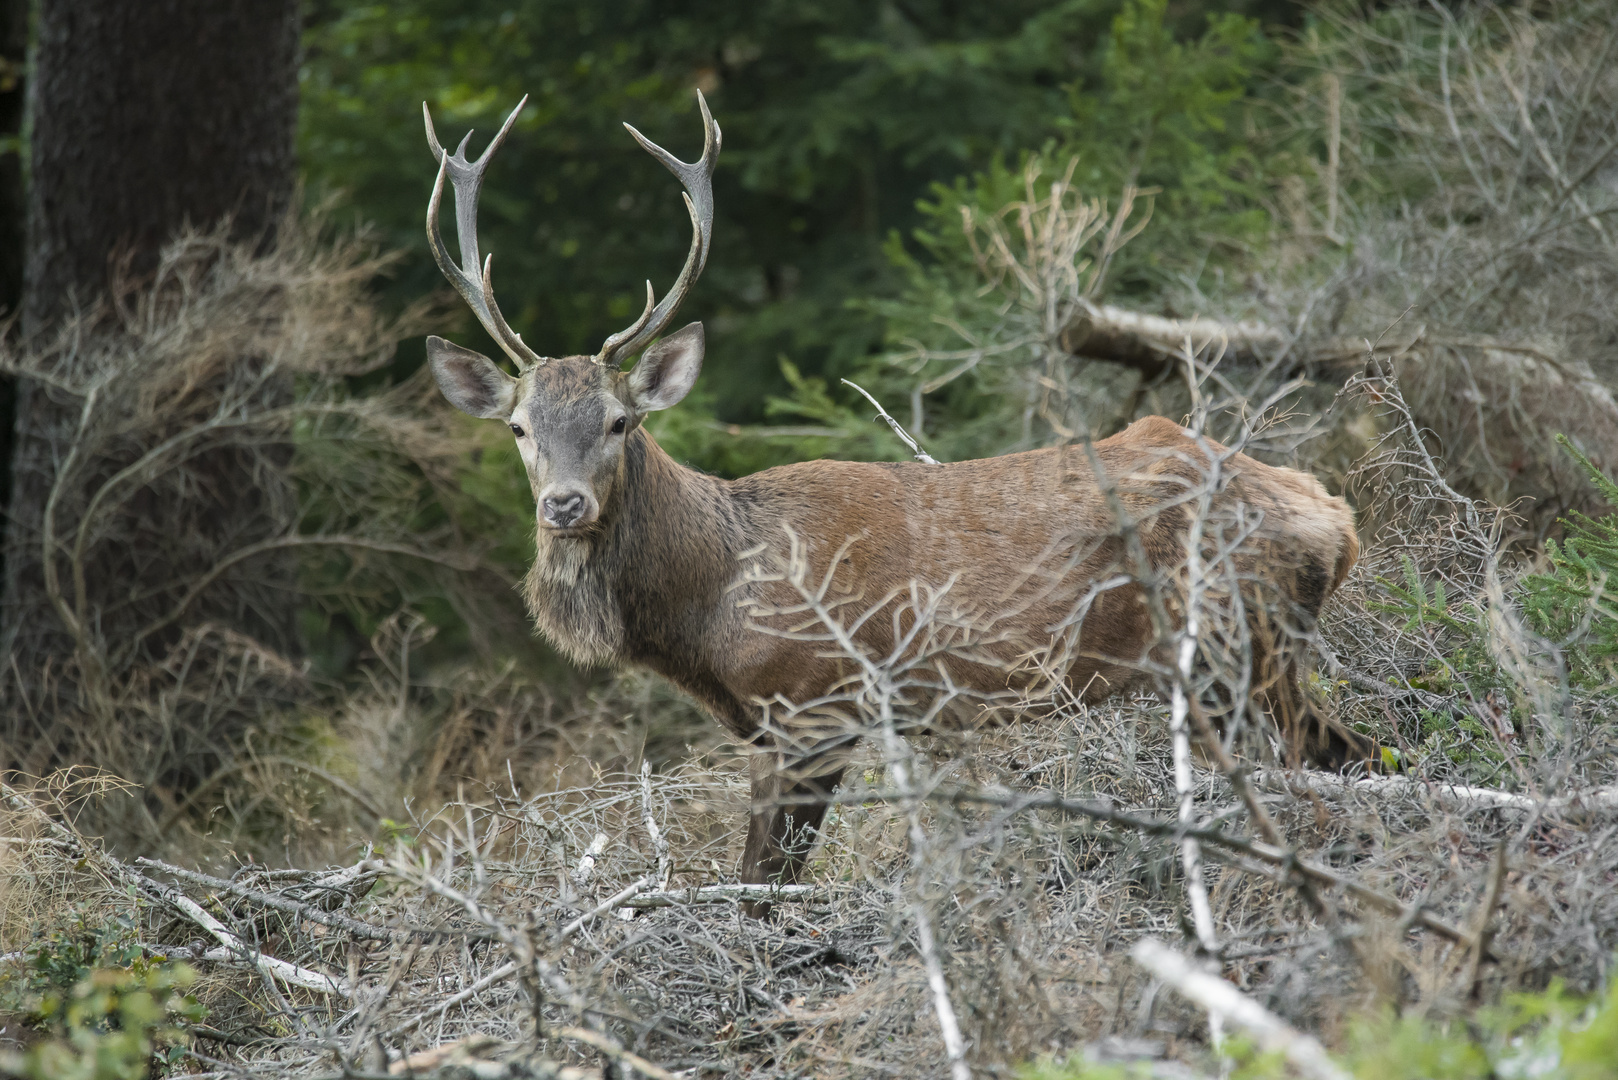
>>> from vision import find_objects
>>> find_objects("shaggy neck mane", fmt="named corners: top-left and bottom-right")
top-left (521, 429), bottom-right (742, 673)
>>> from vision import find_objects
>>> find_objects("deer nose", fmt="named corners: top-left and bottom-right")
top-left (541, 490), bottom-right (593, 529)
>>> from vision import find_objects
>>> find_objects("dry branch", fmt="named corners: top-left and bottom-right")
top-left (1255, 770), bottom-right (1618, 816)
top-left (915, 786), bottom-right (1474, 946)
top-left (550, 1026), bottom-right (678, 1080)
top-left (134, 857), bottom-right (407, 942)
top-left (3, 780), bottom-right (372, 998)
top-left (842, 378), bottom-right (940, 463)
top-left (614, 883), bottom-right (825, 909)
top-left (1059, 300), bottom-right (1285, 375)
top-left (1131, 938), bottom-right (1349, 1080)
top-left (558, 876), bottom-right (650, 936)
top-left (156, 888), bottom-right (352, 998)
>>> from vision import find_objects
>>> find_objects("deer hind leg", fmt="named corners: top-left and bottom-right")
top-left (1257, 655), bottom-right (1375, 770)
top-left (1246, 586), bottom-right (1373, 771)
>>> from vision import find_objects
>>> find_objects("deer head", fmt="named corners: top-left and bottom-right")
top-left (422, 93), bottom-right (720, 534)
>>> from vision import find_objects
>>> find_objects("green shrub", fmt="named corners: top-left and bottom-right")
top-left (0, 910), bottom-right (204, 1080)
top-left (1524, 435), bottom-right (1618, 687)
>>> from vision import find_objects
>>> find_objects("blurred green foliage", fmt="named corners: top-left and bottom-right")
top-left (302, 0), bottom-right (1105, 422)
top-left (1525, 436), bottom-right (1618, 687)
top-left (0, 908), bottom-right (203, 1080)
top-left (695, 0), bottom-right (1287, 466)
top-left (1020, 972), bottom-right (1618, 1079)
top-left (299, 1), bottom-right (1304, 649)
top-left (300, 0), bottom-right (1291, 462)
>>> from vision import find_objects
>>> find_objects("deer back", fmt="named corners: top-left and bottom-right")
top-left (715, 416), bottom-right (1357, 718)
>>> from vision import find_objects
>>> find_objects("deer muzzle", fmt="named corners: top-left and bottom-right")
top-left (540, 488), bottom-right (598, 530)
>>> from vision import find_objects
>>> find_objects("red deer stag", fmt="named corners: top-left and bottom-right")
top-left (421, 94), bottom-right (1363, 897)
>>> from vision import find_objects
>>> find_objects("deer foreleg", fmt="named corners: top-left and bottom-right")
top-left (741, 741), bottom-right (847, 917)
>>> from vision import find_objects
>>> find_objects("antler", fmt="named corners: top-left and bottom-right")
top-left (596, 91), bottom-right (722, 367)
top-left (424, 96), bottom-right (546, 371)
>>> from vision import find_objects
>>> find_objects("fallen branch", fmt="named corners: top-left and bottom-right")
top-left (1255, 770), bottom-right (1618, 816)
top-left (135, 857), bottom-right (417, 942)
top-left (553, 1025), bottom-right (678, 1080)
top-left (1131, 938), bottom-right (1349, 1080)
top-left (389, 847), bottom-right (679, 1078)
top-left (384, 875), bottom-right (667, 1041)
top-left (158, 888), bottom-right (351, 997)
top-left (639, 762), bottom-right (673, 889)
top-left (382, 960), bottom-right (520, 1041)
top-left (1, 780), bottom-right (364, 989)
top-left (1059, 300), bottom-right (1285, 376)
top-left (572, 832), bottom-right (608, 890)
top-left (615, 883), bottom-right (824, 909)
top-left (559, 876), bottom-right (651, 937)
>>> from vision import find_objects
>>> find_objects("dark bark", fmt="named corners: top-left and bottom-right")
top-left (22, 0), bottom-right (299, 332)
top-left (2, 1), bottom-right (302, 761)
top-left (0, 0), bottom-right (28, 532)
top-left (0, 0), bottom-right (24, 320)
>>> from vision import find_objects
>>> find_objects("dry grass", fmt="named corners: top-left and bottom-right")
top-left (0, 211), bottom-right (540, 853)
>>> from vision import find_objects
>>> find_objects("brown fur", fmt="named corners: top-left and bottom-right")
top-left (500, 360), bottom-right (1362, 891)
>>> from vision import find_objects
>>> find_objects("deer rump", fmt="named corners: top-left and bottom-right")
top-left (634, 416), bottom-right (1361, 895)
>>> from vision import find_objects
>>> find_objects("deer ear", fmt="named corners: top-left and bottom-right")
top-left (626, 322), bottom-right (704, 413)
top-left (427, 336), bottom-right (518, 419)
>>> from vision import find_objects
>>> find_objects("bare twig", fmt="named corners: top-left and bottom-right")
top-left (158, 887), bottom-right (351, 997)
top-left (1132, 939), bottom-right (1350, 1080)
top-left (842, 379), bottom-right (940, 464)
top-left (640, 761), bottom-right (672, 889)
top-left (1254, 770), bottom-right (1618, 816)
top-left (572, 832), bottom-right (608, 890)
top-left (558, 876), bottom-right (651, 938)
top-left (552, 1025), bottom-right (677, 1080)
top-left (615, 883), bottom-right (825, 909)
top-left (131, 857), bottom-right (440, 942)
top-left (905, 786), bottom-right (1475, 946)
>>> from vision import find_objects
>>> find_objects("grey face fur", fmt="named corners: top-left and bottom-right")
top-left (427, 322), bottom-right (705, 534)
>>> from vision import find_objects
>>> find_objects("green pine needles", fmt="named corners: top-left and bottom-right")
top-left (1524, 435), bottom-right (1618, 687)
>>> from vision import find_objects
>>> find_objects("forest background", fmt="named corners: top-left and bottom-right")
top-left (3, 1), bottom-right (1618, 1078)
top-left (294, 0), bottom-right (1308, 675)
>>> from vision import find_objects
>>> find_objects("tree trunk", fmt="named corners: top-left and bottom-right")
top-left (3, 1), bottom-right (301, 750)
top-left (22, 1), bottom-right (299, 331)
top-left (0, 0), bottom-right (29, 539)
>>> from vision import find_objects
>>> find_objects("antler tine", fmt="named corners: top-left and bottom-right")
top-left (596, 91), bottom-right (722, 367)
top-left (424, 96), bottom-right (545, 371)
top-left (602, 280), bottom-right (658, 356)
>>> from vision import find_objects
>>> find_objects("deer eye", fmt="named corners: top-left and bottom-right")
top-left (510, 423), bottom-right (525, 438)
top-left (611, 416), bottom-right (627, 435)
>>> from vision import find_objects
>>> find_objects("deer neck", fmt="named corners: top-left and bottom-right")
top-left (521, 429), bottom-right (743, 673)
